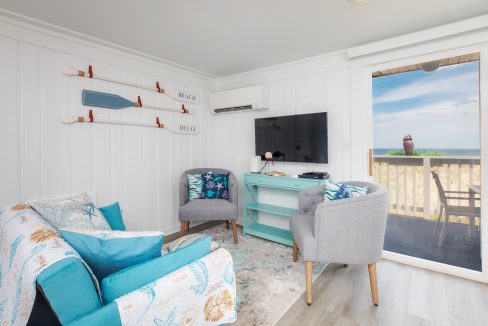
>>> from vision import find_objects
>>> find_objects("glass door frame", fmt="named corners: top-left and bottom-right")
top-left (361, 45), bottom-right (488, 283)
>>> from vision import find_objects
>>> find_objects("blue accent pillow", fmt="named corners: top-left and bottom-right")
top-left (201, 172), bottom-right (229, 199)
top-left (101, 235), bottom-right (212, 303)
top-left (37, 258), bottom-right (102, 325)
top-left (99, 202), bottom-right (126, 231)
top-left (187, 174), bottom-right (203, 200)
top-left (324, 183), bottom-right (368, 201)
top-left (59, 229), bottom-right (164, 280)
top-left (68, 302), bottom-right (121, 326)
top-left (332, 184), bottom-right (353, 200)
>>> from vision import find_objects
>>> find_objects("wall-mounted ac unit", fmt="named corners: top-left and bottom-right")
top-left (209, 85), bottom-right (268, 114)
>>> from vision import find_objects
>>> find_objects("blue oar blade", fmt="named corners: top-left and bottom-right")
top-left (82, 90), bottom-right (134, 109)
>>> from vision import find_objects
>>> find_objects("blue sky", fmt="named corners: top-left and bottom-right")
top-left (373, 60), bottom-right (480, 149)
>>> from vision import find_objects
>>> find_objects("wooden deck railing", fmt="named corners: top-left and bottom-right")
top-left (373, 156), bottom-right (481, 220)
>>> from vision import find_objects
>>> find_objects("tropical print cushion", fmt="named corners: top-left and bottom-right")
top-left (31, 192), bottom-right (111, 231)
top-left (324, 183), bottom-right (368, 201)
top-left (332, 184), bottom-right (353, 200)
top-left (201, 172), bottom-right (229, 199)
top-left (162, 233), bottom-right (220, 254)
top-left (187, 173), bottom-right (203, 200)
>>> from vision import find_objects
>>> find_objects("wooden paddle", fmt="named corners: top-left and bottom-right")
top-left (63, 66), bottom-right (199, 105)
top-left (61, 111), bottom-right (198, 135)
top-left (82, 90), bottom-right (190, 114)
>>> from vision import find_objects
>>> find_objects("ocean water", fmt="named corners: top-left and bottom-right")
top-left (374, 148), bottom-right (481, 156)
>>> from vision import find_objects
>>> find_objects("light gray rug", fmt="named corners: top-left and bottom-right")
top-left (199, 224), bottom-right (326, 326)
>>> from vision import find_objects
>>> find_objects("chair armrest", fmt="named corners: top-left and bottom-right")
top-left (313, 191), bottom-right (388, 265)
top-left (444, 191), bottom-right (471, 193)
top-left (114, 248), bottom-right (237, 325)
top-left (445, 197), bottom-right (480, 200)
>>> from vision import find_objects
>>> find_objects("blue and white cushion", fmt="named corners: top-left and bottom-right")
top-left (324, 183), bottom-right (368, 201)
top-left (31, 192), bottom-right (111, 230)
top-left (187, 174), bottom-right (203, 200)
top-left (201, 172), bottom-right (229, 199)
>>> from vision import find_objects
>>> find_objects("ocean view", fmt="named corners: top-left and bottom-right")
top-left (373, 148), bottom-right (480, 156)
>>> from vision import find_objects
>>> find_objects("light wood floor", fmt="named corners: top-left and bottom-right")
top-left (276, 260), bottom-right (488, 326)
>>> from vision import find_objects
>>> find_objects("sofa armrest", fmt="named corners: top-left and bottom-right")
top-left (118, 248), bottom-right (236, 325)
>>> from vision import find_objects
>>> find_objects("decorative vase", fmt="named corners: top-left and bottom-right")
top-left (403, 135), bottom-right (414, 156)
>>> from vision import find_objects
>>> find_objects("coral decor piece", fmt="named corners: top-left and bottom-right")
top-left (403, 134), bottom-right (415, 156)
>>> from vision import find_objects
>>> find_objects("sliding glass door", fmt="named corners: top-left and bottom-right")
top-left (370, 53), bottom-right (482, 271)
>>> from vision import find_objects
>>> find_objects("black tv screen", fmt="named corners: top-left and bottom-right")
top-left (255, 112), bottom-right (328, 164)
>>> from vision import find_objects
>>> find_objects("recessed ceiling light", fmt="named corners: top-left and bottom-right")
top-left (350, 0), bottom-right (373, 3)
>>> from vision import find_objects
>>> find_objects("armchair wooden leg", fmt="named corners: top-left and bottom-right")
top-left (305, 261), bottom-right (313, 305)
top-left (231, 220), bottom-right (238, 244)
top-left (226, 220), bottom-right (230, 230)
top-left (293, 241), bottom-right (298, 262)
top-left (368, 263), bottom-right (379, 306)
top-left (185, 221), bottom-right (190, 233)
top-left (180, 222), bottom-right (187, 237)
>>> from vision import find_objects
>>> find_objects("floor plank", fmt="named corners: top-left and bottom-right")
top-left (276, 260), bottom-right (488, 326)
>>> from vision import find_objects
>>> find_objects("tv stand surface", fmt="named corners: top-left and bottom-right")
top-left (243, 173), bottom-right (330, 246)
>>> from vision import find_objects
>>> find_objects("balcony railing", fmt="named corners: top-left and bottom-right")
top-left (373, 155), bottom-right (481, 221)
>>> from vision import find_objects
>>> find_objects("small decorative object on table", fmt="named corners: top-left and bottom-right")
top-left (258, 151), bottom-right (274, 174)
top-left (267, 171), bottom-right (286, 177)
top-left (403, 134), bottom-right (414, 155)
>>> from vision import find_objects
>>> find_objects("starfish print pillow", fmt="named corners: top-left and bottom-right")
top-left (31, 192), bottom-right (111, 231)
top-left (201, 172), bottom-right (230, 199)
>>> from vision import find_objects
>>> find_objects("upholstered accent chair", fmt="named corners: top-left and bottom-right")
top-left (290, 181), bottom-right (388, 306)
top-left (179, 168), bottom-right (239, 244)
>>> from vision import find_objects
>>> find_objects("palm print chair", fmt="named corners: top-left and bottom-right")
top-left (179, 168), bottom-right (239, 244)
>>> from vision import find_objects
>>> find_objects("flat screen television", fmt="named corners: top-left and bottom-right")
top-left (255, 112), bottom-right (328, 164)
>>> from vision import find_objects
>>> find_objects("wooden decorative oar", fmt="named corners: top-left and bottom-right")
top-left (63, 65), bottom-right (199, 104)
top-left (82, 90), bottom-right (190, 114)
top-left (62, 110), bottom-right (198, 135)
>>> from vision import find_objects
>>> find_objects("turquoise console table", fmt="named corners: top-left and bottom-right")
top-left (243, 173), bottom-right (329, 246)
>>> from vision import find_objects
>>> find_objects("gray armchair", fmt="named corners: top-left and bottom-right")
top-left (179, 168), bottom-right (239, 244)
top-left (290, 181), bottom-right (388, 306)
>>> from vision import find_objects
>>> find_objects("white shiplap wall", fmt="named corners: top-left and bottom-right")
top-left (208, 58), bottom-right (354, 222)
top-left (0, 27), bottom-right (214, 234)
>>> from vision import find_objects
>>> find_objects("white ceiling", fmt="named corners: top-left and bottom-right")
top-left (0, 0), bottom-right (487, 77)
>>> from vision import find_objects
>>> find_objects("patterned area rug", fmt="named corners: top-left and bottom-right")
top-left (199, 224), bottom-right (326, 326)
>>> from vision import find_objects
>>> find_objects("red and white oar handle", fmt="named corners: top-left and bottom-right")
top-left (62, 110), bottom-right (198, 135)
top-left (135, 96), bottom-right (189, 114)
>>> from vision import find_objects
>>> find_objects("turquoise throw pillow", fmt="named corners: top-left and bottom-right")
top-left (101, 235), bottom-right (212, 303)
top-left (99, 202), bottom-right (126, 231)
top-left (201, 172), bottom-right (229, 199)
top-left (187, 174), bottom-right (203, 200)
top-left (324, 183), bottom-right (368, 201)
top-left (332, 184), bottom-right (353, 200)
top-left (60, 229), bottom-right (164, 280)
top-left (37, 258), bottom-right (102, 325)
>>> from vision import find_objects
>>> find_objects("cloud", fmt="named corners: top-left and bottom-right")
top-left (373, 71), bottom-right (478, 104)
top-left (373, 98), bottom-right (480, 148)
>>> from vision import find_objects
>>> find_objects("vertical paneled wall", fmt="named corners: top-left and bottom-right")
top-left (208, 64), bottom-right (353, 221)
top-left (0, 35), bottom-right (211, 233)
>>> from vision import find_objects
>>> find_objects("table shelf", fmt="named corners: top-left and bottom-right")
top-left (243, 173), bottom-right (329, 246)
top-left (245, 202), bottom-right (298, 217)
top-left (244, 223), bottom-right (293, 246)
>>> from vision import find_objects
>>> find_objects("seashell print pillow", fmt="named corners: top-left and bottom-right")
top-left (31, 192), bottom-right (110, 231)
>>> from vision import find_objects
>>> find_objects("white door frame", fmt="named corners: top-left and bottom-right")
top-left (361, 44), bottom-right (488, 283)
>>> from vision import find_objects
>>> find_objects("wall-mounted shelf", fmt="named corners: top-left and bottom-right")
top-left (243, 173), bottom-right (329, 246)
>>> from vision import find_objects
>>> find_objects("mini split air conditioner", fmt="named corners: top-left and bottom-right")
top-left (209, 85), bottom-right (268, 114)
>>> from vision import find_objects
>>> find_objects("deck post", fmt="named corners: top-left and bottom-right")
top-left (423, 157), bottom-right (431, 219)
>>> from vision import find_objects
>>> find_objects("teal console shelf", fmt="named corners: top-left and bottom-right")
top-left (243, 173), bottom-right (329, 246)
